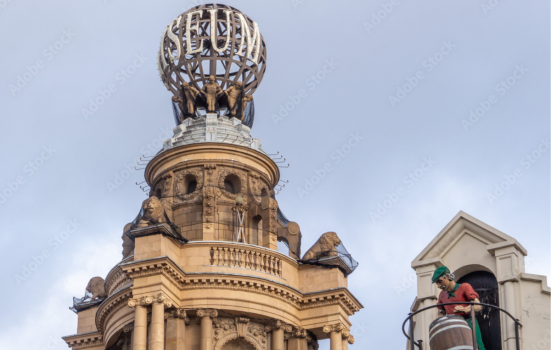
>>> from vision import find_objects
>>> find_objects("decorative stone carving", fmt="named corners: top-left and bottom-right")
top-left (165, 308), bottom-right (190, 323)
top-left (137, 196), bottom-right (168, 228)
top-left (302, 232), bottom-right (341, 261)
top-left (293, 327), bottom-right (307, 338)
top-left (123, 322), bottom-right (134, 333)
top-left (322, 323), bottom-right (345, 334)
top-left (224, 81), bottom-right (244, 118)
top-left (212, 317), bottom-right (267, 350)
top-left (218, 167), bottom-right (247, 200)
top-left (196, 308), bottom-right (218, 324)
top-left (205, 164), bottom-right (217, 184)
top-left (86, 277), bottom-right (107, 300)
top-left (127, 293), bottom-right (173, 308)
top-left (248, 172), bottom-right (268, 203)
top-left (347, 335), bottom-right (355, 344)
top-left (174, 81), bottom-right (200, 120)
top-left (201, 75), bottom-right (224, 113)
top-left (175, 168), bottom-right (204, 201)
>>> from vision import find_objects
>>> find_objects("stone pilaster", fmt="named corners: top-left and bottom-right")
top-left (166, 309), bottom-right (189, 350)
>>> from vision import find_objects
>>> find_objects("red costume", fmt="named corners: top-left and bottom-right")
top-left (436, 283), bottom-right (479, 316)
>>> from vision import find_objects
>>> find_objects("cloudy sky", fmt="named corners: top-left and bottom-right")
top-left (0, 0), bottom-right (548, 349)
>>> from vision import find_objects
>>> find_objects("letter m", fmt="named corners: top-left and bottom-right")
top-left (235, 13), bottom-right (262, 65)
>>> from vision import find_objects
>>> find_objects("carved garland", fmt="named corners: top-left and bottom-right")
top-left (175, 168), bottom-right (204, 201)
top-left (218, 167), bottom-right (247, 200)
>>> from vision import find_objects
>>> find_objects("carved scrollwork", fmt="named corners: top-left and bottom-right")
top-left (127, 293), bottom-right (173, 308)
top-left (248, 172), bottom-right (268, 203)
top-left (322, 323), bottom-right (346, 334)
top-left (175, 168), bottom-right (204, 201)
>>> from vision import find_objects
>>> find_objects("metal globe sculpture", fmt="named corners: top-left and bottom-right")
top-left (158, 4), bottom-right (267, 98)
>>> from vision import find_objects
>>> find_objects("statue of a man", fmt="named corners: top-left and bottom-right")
top-left (433, 266), bottom-right (486, 350)
top-left (172, 81), bottom-right (199, 122)
top-left (201, 75), bottom-right (224, 113)
top-left (240, 95), bottom-right (253, 121)
top-left (224, 81), bottom-right (243, 117)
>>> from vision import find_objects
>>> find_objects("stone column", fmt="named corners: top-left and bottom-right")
top-left (128, 297), bottom-right (152, 350)
top-left (166, 309), bottom-right (189, 350)
top-left (341, 330), bottom-right (350, 350)
top-left (197, 309), bottom-right (218, 350)
top-left (323, 324), bottom-right (344, 350)
top-left (272, 327), bottom-right (284, 350)
top-left (150, 294), bottom-right (173, 350)
top-left (288, 327), bottom-right (307, 350)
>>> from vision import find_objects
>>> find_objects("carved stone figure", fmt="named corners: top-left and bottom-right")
top-left (240, 95), bottom-right (253, 121)
top-left (177, 81), bottom-right (200, 119)
top-left (201, 75), bottom-right (224, 113)
top-left (224, 81), bottom-right (243, 117)
top-left (86, 276), bottom-right (107, 300)
top-left (302, 231), bottom-right (341, 261)
top-left (137, 196), bottom-right (168, 228)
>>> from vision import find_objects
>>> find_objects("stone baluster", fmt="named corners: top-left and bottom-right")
top-left (196, 309), bottom-right (218, 350)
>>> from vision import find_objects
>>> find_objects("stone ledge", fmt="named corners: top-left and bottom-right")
top-left (62, 331), bottom-right (103, 350)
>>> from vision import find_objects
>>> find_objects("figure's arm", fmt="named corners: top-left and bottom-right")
top-left (454, 298), bottom-right (482, 313)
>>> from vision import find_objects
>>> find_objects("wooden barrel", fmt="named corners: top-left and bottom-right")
top-left (429, 315), bottom-right (474, 350)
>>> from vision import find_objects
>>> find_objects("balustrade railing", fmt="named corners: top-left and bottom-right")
top-left (209, 246), bottom-right (282, 277)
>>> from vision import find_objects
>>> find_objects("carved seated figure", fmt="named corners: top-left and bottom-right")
top-left (137, 196), bottom-right (168, 228)
top-left (302, 231), bottom-right (341, 261)
top-left (86, 276), bottom-right (107, 300)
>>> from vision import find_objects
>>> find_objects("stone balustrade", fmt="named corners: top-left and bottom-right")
top-left (210, 245), bottom-right (283, 277)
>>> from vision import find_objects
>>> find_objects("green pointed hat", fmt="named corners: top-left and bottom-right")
top-left (431, 266), bottom-right (450, 283)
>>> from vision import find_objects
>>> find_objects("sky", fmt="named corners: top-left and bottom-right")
top-left (0, 0), bottom-right (549, 349)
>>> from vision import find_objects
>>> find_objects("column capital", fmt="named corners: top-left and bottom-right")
top-left (292, 327), bottom-right (307, 338)
top-left (341, 330), bottom-right (350, 339)
top-left (347, 335), bottom-right (355, 344)
top-left (165, 308), bottom-right (190, 323)
top-left (322, 323), bottom-right (345, 334)
top-left (266, 320), bottom-right (293, 333)
top-left (127, 293), bottom-right (173, 308)
top-left (196, 308), bottom-right (218, 323)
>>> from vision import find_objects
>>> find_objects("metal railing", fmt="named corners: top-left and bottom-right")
top-left (402, 302), bottom-right (522, 350)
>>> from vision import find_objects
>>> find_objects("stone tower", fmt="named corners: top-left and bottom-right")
top-left (62, 4), bottom-right (362, 350)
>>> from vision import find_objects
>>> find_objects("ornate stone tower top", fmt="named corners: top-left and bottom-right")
top-left (63, 5), bottom-right (362, 350)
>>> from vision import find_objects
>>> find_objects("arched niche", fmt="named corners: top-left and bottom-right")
top-left (453, 263), bottom-right (494, 281)
top-left (215, 333), bottom-right (263, 350)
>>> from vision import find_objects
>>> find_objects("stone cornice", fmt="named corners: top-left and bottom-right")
top-left (62, 331), bottom-right (103, 350)
top-left (122, 256), bottom-right (362, 316)
top-left (95, 286), bottom-right (133, 332)
top-left (144, 143), bottom-right (280, 188)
